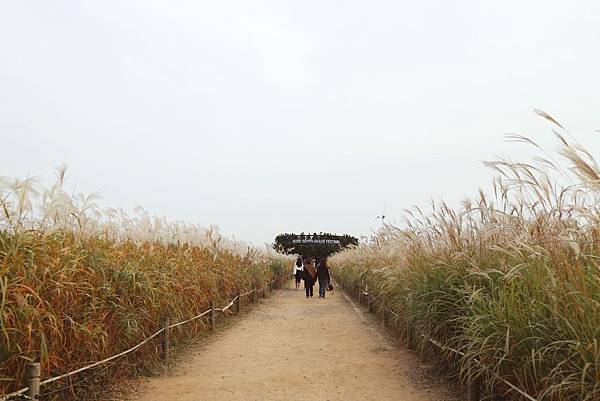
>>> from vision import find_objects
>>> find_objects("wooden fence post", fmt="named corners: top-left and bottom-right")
top-left (358, 288), bottom-right (362, 304)
top-left (25, 362), bottom-right (40, 401)
top-left (236, 291), bottom-right (241, 314)
top-left (468, 376), bottom-right (481, 401)
top-left (252, 288), bottom-right (257, 304)
top-left (209, 300), bottom-right (215, 330)
top-left (161, 317), bottom-right (170, 361)
top-left (368, 294), bottom-right (373, 313)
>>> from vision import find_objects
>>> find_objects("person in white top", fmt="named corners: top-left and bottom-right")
top-left (292, 257), bottom-right (304, 290)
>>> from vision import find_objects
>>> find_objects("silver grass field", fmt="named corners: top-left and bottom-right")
top-left (331, 114), bottom-right (600, 401)
top-left (0, 167), bottom-right (291, 398)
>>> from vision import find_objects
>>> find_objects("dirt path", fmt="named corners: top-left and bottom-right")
top-left (132, 283), bottom-right (460, 401)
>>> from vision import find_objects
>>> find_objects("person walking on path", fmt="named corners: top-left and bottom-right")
top-left (292, 257), bottom-right (304, 291)
top-left (316, 257), bottom-right (331, 298)
top-left (303, 257), bottom-right (317, 298)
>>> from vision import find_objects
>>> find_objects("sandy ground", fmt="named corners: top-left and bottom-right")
top-left (130, 282), bottom-right (461, 401)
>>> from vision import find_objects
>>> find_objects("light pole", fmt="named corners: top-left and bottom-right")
top-left (376, 205), bottom-right (386, 229)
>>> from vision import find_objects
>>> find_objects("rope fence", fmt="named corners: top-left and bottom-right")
top-left (0, 389), bottom-right (30, 401)
top-left (215, 296), bottom-right (238, 312)
top-left (168, 309), bottom-right (212, 330)
top-left (348, 283), bottom-right (537, 401)
top-left (1, 279), bottom-right (278, 401)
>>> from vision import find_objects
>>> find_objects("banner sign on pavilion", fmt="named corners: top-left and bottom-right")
top-left (292, 238), bottom-right (341, 244)
top-left (273, 233), bottom-right (358, 257)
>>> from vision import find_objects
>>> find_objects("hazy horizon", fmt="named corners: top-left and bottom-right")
top-left (3, 1), bottom-right (600, 244)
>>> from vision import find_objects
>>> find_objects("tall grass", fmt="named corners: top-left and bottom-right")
top-left (331, 114), bottom-right (600, 400)
top-left (0, 168), bottom-right (291, 397)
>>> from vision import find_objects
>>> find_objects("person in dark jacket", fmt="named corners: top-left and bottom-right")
top-left (303, 257), bottom-right (317, 298)
top-left (316, 257), bottom-right (331, 298)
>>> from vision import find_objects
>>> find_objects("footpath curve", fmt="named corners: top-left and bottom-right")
top-left (127, 283), bottom-right (461, 401)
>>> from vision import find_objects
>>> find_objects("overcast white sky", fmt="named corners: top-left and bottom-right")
top-left (2, 1), bottom-right (600, 244)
